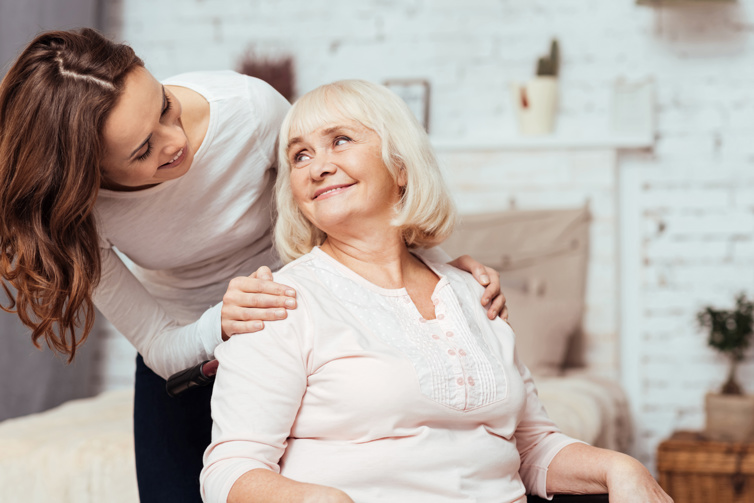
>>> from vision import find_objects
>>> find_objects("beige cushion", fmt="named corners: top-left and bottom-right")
top-left (441, 206), bottom-right (590, 375)
top-left (504, 288), bottom-right (583, 376)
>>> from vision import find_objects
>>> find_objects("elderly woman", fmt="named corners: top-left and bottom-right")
top-left (200, 80), bottom-right (672, 503)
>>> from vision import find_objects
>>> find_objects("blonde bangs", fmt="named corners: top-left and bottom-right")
top-left (284, 83), bottom-right (383, 144)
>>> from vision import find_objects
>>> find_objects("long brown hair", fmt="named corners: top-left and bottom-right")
top-left (0, 28), bottom-right (143, 361)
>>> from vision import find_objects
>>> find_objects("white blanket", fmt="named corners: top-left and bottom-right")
top-left (0, 389), bottom-right (137, 503)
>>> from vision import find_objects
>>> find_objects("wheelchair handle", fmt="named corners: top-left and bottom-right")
top-left (165, 359), bottom-right (218, 397)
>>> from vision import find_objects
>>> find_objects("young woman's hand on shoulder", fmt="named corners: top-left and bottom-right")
top-left (448, 254), bottom-right (507, 321)
top-left (221, 266), bottom-right (297, 339)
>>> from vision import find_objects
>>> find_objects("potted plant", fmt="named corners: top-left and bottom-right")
top-left (510, 38), bottom-right (560, 136)
top-left (696, 293), bottom-right (754, 442)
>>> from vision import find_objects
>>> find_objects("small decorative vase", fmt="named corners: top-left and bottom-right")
top-left (510, 76), bottom-right (558, 136)
top-left (704, 392), bottom-right (754, 442)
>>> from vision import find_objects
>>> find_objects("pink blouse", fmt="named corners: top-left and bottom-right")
top-left (201, 247), bottom-right (580, 503)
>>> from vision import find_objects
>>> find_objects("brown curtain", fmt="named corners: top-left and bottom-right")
top-left (0, 0), bottom-right (103, 75)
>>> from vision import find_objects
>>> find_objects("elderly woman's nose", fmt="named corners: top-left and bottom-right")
top-left (310, 155), bottom-right (336, 179)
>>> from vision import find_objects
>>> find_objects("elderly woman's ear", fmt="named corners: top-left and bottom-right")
top-left (397, 165), bottom-right (408, 187)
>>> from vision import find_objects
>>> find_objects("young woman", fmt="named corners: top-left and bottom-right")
top-left (201, 79), bottom-right (672, 503)
top-left (0, 28), bottom-right (506, 503)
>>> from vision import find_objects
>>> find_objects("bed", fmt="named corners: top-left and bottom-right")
top-left (0, 206), bottom-right (631, 502)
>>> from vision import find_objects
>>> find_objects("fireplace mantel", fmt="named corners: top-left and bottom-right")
top-left (431, 133), bottom-right (654, 152)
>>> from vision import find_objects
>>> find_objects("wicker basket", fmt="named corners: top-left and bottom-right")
top-left (657, 431), bottom-right (754, 503)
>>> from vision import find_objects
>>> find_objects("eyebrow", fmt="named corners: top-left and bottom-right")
top-left (287, 125), bottom-right (354, 151)
top-left (128, 86), bottom-right (167, 159)
top-left (286, 137), bottom-right (302, 151)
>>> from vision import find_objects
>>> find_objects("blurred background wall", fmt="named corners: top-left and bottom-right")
top-left (2, 0), bottom-right (754, 472)
top-left (0, 0), bottom-right (101, 69)
top-left (0, 0), bottom-right (104, 422)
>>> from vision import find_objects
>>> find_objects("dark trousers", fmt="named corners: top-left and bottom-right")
top-left (134, 354), bottom-right (214, 503)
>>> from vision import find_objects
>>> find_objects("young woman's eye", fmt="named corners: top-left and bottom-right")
top-left (133, 94), bottom-right (171, 163)
top-left (161, 94), bottom-right (172, 117)
top-left (136, 142), bottom-right (153, 162)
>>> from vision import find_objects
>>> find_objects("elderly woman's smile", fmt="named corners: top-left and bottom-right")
top-left (312, 183), bottom-right (356, 200)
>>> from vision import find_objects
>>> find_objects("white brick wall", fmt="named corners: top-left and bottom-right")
top-left (99, 0), bottom-right (754, 472)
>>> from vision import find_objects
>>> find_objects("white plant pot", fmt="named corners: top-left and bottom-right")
top-left (704, 392), bottom-right (754, 442)
top-left (510, 76), bottom-right (558, 136)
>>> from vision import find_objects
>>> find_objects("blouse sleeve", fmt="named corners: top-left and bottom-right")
top-left (200, 280), bottom-right (311, 503)
top-left (514, 345), bottom-right (585, 498)
top-left (92, 246), bottom-right (224, 379)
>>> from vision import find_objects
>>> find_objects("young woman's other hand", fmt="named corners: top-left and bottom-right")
top-left (448, 255), bottom-right (507, 320)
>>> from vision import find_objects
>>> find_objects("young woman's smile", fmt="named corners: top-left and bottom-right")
top-left (158, 144), bottom-right (188, 170)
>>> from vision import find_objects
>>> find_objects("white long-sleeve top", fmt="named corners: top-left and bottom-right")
top-left (93, 71), bottom-right (290, 378)
top-left (201, 248), bottom-right (580, 503)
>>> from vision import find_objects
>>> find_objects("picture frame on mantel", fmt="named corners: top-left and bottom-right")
top-left (610, 77), bottom-right (655, 138)
top-left (385, 79), bottom-right (431, 132)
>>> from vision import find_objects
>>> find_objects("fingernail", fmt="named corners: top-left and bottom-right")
top-left (285, 299), bottom-right (296, 308)
top-left (275, 309), bottom-right (286, 318)
top-left (252, 321), bottom-right (263, 330)
top-left (480, 275), bottom-right (490, 284)
top-left (285, 289), bottom-right (296, 297)
top-left (482, 297), bottom-right (489, 305)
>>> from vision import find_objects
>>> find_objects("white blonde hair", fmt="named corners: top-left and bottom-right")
top-left (274, 79), bottom-right (456, 263)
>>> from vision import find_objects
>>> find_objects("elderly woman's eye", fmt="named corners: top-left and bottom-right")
top-left (294, 152), bottom-right (311, 163)
top-left (334, 136), bottom-right (351, 146)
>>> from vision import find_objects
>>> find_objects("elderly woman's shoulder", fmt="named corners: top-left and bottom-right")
top-left (271, 252), bottom-right (337, 307)
top-left (432, 261), bottom-right (487, 296)
top-left (273, 251), bottom-right (321, 283)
